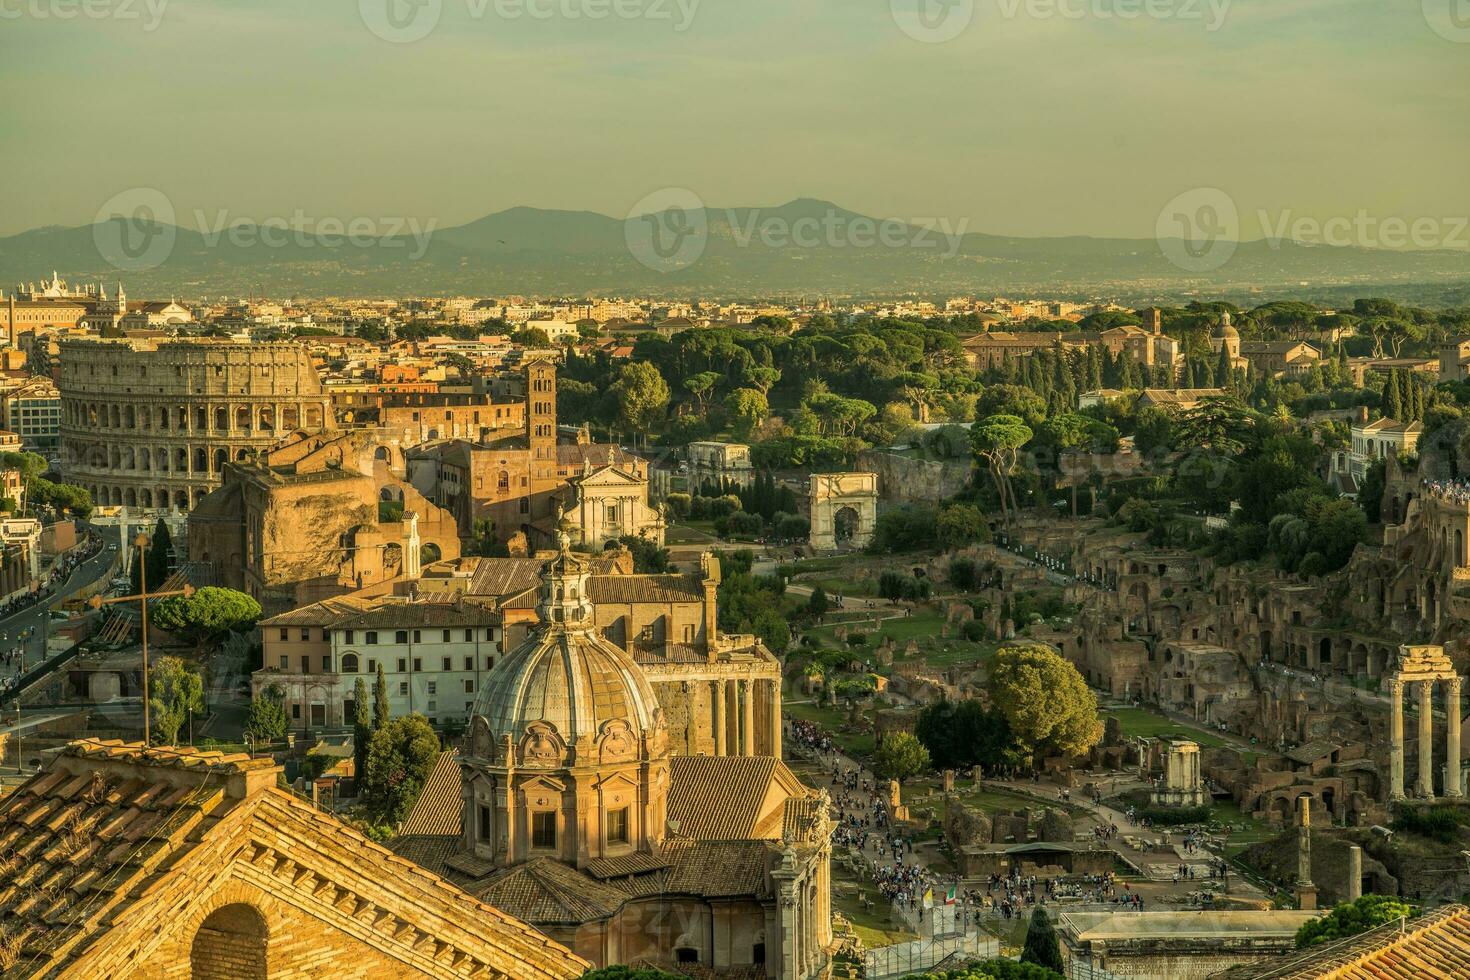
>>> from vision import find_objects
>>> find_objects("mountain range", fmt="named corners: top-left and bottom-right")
top-left (2, 199), bottom-right (1466, 305)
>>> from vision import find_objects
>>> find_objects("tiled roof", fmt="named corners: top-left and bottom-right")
top-left (587, 573), bottom-right (705, 605)
top-left (399, 751), bottom-right (463, 837)
top-left (258, 595), bottom-right (376, 628)
top-left (667, 756), bottom-right (812, 841)
top-left (1242, 903), bottom-right (1470, 979)
top-left (662, 839), bottom-right (771, 898)
top-left (332, 598), bottom-right (500, 630)
top-left (473, 858), bottom-right (629, 924)
top-left (467, 557), bottom-right (546, 598)
top-left (583, 852), bottom-right (668, 879)
top-left (0, 739), bottom-right (587, 979)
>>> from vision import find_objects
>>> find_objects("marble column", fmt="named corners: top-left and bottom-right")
top-left (1295, 796), bottom-right (1316, 911)
top-left (768, 679), bottom-right (783, 759)
top-left (713, 680), bottom-right (727, 756)
top-left (1389, 679), bottom-right (1405, 800)
top-left (1347, 845), bottom-right (1363, 902)
top-left (741, 681), bottom-right (755, 756)
top-left (1418, 679), bottom-right (1435, 799)
top-left (1446, 678), bottom-right (1458, 799)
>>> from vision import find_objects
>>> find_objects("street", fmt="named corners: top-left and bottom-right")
top-left (0, 528), bottom-right (118, 690)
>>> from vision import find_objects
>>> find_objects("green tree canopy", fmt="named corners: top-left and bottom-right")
top-left (150, 655), bottom-right (204, 746)
top-left (871, 732), bottom-right (931, 784)
top-left (151, 587), bottom-right (262, 653)
top-left (1021, 907), bottom-right (1065, 974)
top-left (989, 643), bottom-right (1103, 763)
top-left (360, 713), bottom-right (440, 825)
top-left (245, 685), bottom-right (287, 745)
top-left (936, 502), bottom-right (990, 550)
top-left (1294, 895), bottom-right (1417, 949)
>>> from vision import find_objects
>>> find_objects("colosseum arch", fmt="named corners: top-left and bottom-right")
top-left (189, 902), bottom-right (268, 979)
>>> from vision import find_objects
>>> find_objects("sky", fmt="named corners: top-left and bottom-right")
top-left (2, 0), bottom-right (1468, 245)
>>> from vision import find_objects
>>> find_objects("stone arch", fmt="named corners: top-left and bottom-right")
top-left (807, 472), bottom-right (878, 550)
top-left (174, 489), bottom-right (188, 509)
top-left (420, 542), bottom-right (442, 564)
top-left (189, 902), bottom-right (268, 980)
top-left (236, 405), bottom-right (252, 431)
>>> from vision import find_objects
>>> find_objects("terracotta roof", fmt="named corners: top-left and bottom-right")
top-left (0, 739), bottom-right (587, 979)
top-left (667, 756), bottom-right (812, 841)
top-left (662, 839), bottom-right (771, 898)
top-left (399, 750), bottom-right (464, 837)
top-left (473, 858), bottom-right (629, 924)
top-left (467, 557), bottom-right (546, 598)
top-left (1243, 904), bottom-right (1470, 979)
top-left (259, 595), bottom-right (375, 628)
top-left (331, 598), bottom-right (500, 630)
top-left (587, 573), bottom-right (705, 605)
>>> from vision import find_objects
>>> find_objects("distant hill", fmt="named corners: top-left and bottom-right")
top-left (2, 198), bottom-right (1466, 305)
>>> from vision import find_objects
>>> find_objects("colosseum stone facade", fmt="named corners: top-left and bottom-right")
top-left (58, 338), bottom-right (334, 511)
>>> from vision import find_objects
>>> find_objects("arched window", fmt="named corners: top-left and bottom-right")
top-left (341, 653), bottom-right (359, 673)
top-left (190, 903), bottom-right (267, 980)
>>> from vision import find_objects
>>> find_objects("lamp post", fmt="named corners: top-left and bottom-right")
top-left (88, 532), bottom-right (193, 745)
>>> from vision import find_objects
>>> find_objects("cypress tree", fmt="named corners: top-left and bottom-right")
top-left (373, 662), bottom-right (391, 729)
top-left (1022, 907), bottom-right (1065, 973)
top-left (1183, 361), bottom-right (1197, 389)
top-left (353, 676), bottom-right (371, 787)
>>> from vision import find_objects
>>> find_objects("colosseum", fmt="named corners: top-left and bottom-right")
top-left (58, 338), bottom-right (334, 510)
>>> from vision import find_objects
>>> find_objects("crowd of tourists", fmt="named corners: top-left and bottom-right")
top-left (1423, 477), bottom-right (1470, 504)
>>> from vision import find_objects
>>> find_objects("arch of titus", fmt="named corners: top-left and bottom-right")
top-left (1386, 644), bottom-right (1463, 801)
top-left (807, 472), bottom-right (878, 551)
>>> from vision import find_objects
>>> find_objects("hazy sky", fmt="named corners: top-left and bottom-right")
top-left (3, 0), bottom-right (1467, 243)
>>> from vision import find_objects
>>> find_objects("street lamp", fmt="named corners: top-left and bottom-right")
top-left (87, 532), bottom-right (194, 745)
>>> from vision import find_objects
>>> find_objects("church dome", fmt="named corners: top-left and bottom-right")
top-left (1213, 311), bottom-right (1239, 339)
top-left (472, 626), bottom-right (663, 747)
top-left (471, 538), bottom-right (663, 751)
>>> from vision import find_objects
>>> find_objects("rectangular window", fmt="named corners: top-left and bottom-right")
top-left (486, 656), bottom-right (495, 670)
top-left (399, 682), bottom-right (409, 696)
top-left (300, 656), bottom-right (310, 673)
top-left (279, 655), bottom-right (288, 669)
top-left (463, 679), bottom-right (474, 693)
top-left (345, 630), bottom-right (354, 644)
top-left (607, 807), bottom-right (629, 845)
top-left (442, 657), bottom-right (451, 671)
top-left (532, 811), bottom-right (557, 849)
top-left (413, 630), bottom-right (421, 643)
top-left (278, 628), bottom-right (288, 641)
top-left (464, 629), bottom-right (473, 642)
top-left (414, 658), bottom-right (423, 672)
top-left (367, 659), bottom-right (377, 673)
top-left (292, 703), bottom-right (301, 719)
top-left (321, 656), bottom-right (331, 671)
top-left (478, 804), bottom-right (491, 841)
top-left (442, 629), bottom-right (451, 643)
top-left (365, 631), bottom-right (377, 644)
top-left (464, 656), bottom-right (473, 671)
top-left (395, 630), bottom-right (409, 644)
top-left (398, 658), bottom-right (408, 672)
top-left (300, 628), bottom-right (311, 641)
top-left (427, 681), bottom-right (436, 695)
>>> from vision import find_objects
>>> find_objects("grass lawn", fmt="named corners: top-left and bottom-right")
top-left (801, 575), bottom-right (879, 598)
top-left (832, 888), bottom-right (918, 949)
top-left (1102, 707), bottom-right (1236, 750)
top-left (666, 523), bottom-right (720, 544)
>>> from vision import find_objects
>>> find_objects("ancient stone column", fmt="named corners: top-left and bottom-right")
top-left (1347, 845), bottom-right (1363, 902)
top-left (741, 680), bottom-right (755, 756)
top-left (768, 679), bottom-right (783, 759)
top-left (713, 679), bottom-right (727, 756)
top-left (1418, 679), bottom-right (1435, 799)
top-left (1389, 679), bottom-right (1405, 801)
top-left (1295, 795), bottom-right (1316, 911)
top-left (1448, 676), bottom-right (1463, 799)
